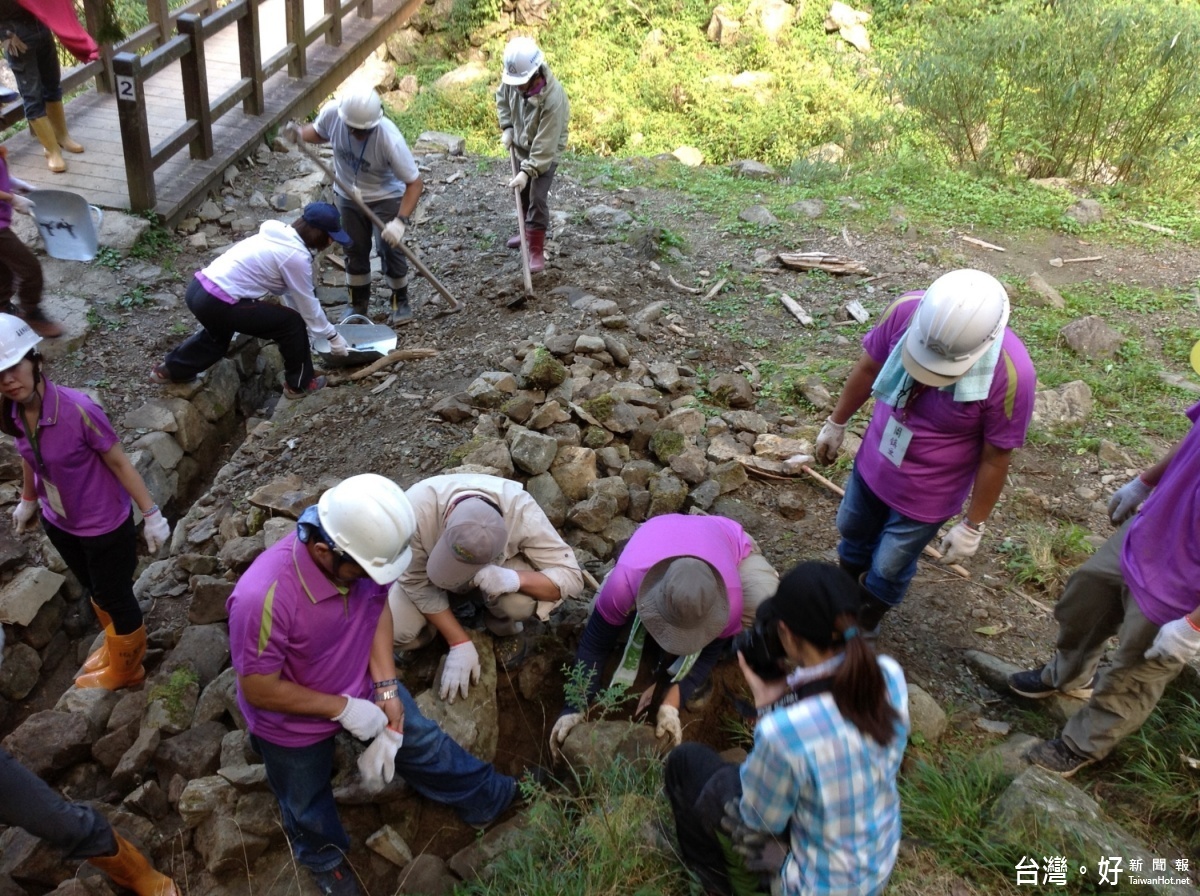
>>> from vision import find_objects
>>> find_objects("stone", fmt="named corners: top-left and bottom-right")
top-left (509, 429), bottom-right (559, 475)
top-left (413, 131), bottom-right (466, 155)
top-left (233, 791), bottom-right (279, 837)
top-left (907, 684), bottom-right (948, 744)
top-left (196, 814), bottom-right (270, 875)
top-left (155, 720), bottom-right (227, 783)
top-left (112, 727), bottom-right (163, 792)
top-left (672, 146), bottom-right (704, 166)
top-left (247, 474), bottom-right (319, 519)
top-left (143, 672), bottom-right (200, 736)
top-left (431, 62), bottom-right (490, 92)
top-left (724, 410), bottom-right (769, 434)
top-left (669, 445), bottom-right (709, 484)
top-left (1032, 380), bottom-right (1094, 427)
top-left (0, 531), bottom-right (26, 573)
top-left (584, 205), bottom-right (633, 227)
top-left (367, 825), bottom-right (414, 868)
top-left (188, 575), bottom-right (234, 624)
top-left (1024, 272), bottom-right (1066, 309)
top-left (93, 723), bottom-right (138, 772)
top-left (790, 198), bottom-right (826, 218)
top-left (1060, 315), bottom-right (1124, 360)
top-left (575, 334), bottom-right (607, 354)
top-left (588, 476), bottom-right (630, 514)
top-left (0, 567), bottom-right (66, 626)
top-left (550, 446), bottom-right (598, 502)
top-left (1064, 198), bottom-right (1104, 226)
top-left (0, 641), bottom-right (41, 700)
top-left (521, 347), bottom-right (568, 390)
top-left (747, 0), bottom-right (796, 39)
top-left (397, 854), bottom-right (457, 896)
top-left (568, 493), bottom-right (619, 533)
top-left (706, 5), bottom-right (740, 45)
top-left (219, 534), bottom-right (265, 574)
top-left (708, 372), bottom-right (755, 408)
top-left (0, 827), bottom-right (72, 889)
top-left (561, 721), bottom-right (663, 771)
top-left (729, 159), bottom-right (778, 179)
top-left (706, 433), bottom-right (749, 462)
top-left (191, 358), bottom-right (241, 422)
top-left (659, 407), bottom-right (706, 436)
top-left (129, 431), bottom-right (184, 471)
top-left (527, 399), bottom-right (571, 430)
top-left (738, 205), bottom-right (778, 226)
top-left (2, 711), bottom-right (91, 775)
top-left (432, 394), bottom-right (474, 422)
top-left (711, 460), bottom-right (750, 494)
top-left (418, 633), bottom-right (498, 762)
top-left (753, 433), bottom-right (811, 460)
top-left (98, 210), bottom-right (152, 250)
top-left (776, 491), bottom-right (807, 520)
top-left (524, 472), bottom-right (569, 528)
top-left (161, 623), bottom-right (231, 688)
top-left (156, 397), bottom-right (212, 452)
top-left (178, 774), bottom-right (238, 828)
top-left (602, 335), bottom-right (631, 366)
top-left (52, 688), bottom-right (119, 738)
top-left (461, 438), bottom-right (515, 478)
top-left (688, 479), bottom-right (721, 511)
top-left (648, 470), bottom-right (688, 517)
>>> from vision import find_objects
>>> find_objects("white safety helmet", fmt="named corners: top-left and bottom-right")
top-left (0, 313), bottom-right (41, 372)
top-left (901, 269), bottom-right (1011, 387)
top-left (317, 474), bottom-right (416, 584)
top-left (338, 88), bottom-right (384, 130)
top-left (501, 36), bottom-right (544, 86)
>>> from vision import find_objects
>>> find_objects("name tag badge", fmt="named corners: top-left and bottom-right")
top-left (878, 416), bottom-right (913, 468)
top-left (43, 480), bottom-right (67, 518)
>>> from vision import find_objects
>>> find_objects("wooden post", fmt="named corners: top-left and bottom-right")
top-left (176, 14), bottom-right (213, 160)
top-left (285, 0), bottom-right (307, 78)
top-left (147, 0), bottom-right (172, 44)
top-left (81, 0), bottom-right (114, 93)
top-left (112, 52), bottom-right (156, 213)
top-left (325, 0), bottom-right (343, 46)
top-left (239, 0), bottom-right (264, 115)
top-left (359, 0), bottom-right (374, 19)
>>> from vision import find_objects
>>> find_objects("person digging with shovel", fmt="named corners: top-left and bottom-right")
top-left (289, 88), bottom-right (424, 327)
top-left (496, 36), bottom-right (569, 274)
top-left (0, 144), bottom-right (63, 337)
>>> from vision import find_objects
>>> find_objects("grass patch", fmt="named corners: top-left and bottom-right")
top-left (997, 522), bottom-right (1095, 592)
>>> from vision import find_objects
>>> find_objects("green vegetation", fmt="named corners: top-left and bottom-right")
top-left (997, 522), bottom-right (1095, 592)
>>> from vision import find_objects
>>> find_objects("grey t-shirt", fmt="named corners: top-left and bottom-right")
top-left (314, 102), bottom-right (420, 203)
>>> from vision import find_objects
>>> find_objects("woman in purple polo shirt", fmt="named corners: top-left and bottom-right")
top-left (0, 314), bottom-right (170, 691)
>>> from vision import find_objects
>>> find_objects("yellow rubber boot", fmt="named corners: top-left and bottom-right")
top-left (75, 625), bottom-right (146, 690)
top-left (88, 834), bottom-right (179, 896)
top-left (46, 100), bottom-right (84, 153)
top-left (81, 599), bottom-right (113, 674)
top-left (29, 117), bottom-right (65, 173)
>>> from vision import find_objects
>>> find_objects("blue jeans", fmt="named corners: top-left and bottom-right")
top-left (0, 748), bottom-right (116, 860)
top-left (835, 467), bottom-right (944, 608)
top-left (254, 684), bottom-right (515, 871)
top-left (1, 18), bottom-right (62, 120)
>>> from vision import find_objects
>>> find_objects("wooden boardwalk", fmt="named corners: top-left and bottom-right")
top-left (1, 0), bottom-right (418, 224)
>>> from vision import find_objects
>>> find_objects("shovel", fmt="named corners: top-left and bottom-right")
top-left (510, 147), bottom-right (534, 301)
top-left (286, 132), bottom-right (464, 316)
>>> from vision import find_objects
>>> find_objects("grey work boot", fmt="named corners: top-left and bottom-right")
top-left (388, 288), bottom-right (413, 327)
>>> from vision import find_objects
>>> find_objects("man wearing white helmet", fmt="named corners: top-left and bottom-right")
top-left (227, 474), bottom-right (517, 896)
top-left (291, 88), bottom-right (424, 326)
top-left (496, 36), bottom-right (569, 273)
top-left (814, 270), bottom-right (1035, 634)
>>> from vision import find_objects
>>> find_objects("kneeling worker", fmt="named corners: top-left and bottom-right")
top-left (389, 472), bottom-right (584, 703)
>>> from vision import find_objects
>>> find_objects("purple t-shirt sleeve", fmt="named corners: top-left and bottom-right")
top-left (229, 579), bottom-right (291, 677)
top-left (76, 398), bottom-right (119, 455)
top-left (595, 566), bottom-right (638, 626)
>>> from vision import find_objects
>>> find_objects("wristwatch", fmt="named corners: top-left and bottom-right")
top-left (964, 519), bottom-right (986, 533)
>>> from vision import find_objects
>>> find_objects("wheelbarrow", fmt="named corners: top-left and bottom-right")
top-left (310, 314), bottom-right (398, 368)
top-left (26, 189), bottom-right (103, 262)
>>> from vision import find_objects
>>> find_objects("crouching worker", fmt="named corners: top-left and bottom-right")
top-left (664, 562), bottom-right (909, 896)
top-left (549, 514), bottom-right (779, 756)
top-left (228, 474), bottom-right (517, 896)
top-left (150, 203), bottom-right (353, 398)
top-left (0, 631), bottom-right (178, 895)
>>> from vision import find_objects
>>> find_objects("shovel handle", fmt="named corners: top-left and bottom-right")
top-left (510, 148), bottom-right (534, 297)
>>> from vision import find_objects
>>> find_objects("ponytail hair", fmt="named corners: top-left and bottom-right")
top-left (766, 562), bottom-right (899, 746)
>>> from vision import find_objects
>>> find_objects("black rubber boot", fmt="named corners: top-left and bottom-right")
top-left (347, 285), bottom-right (370, 319)
top-left (857, 594), bottom-right (893, 636)
top-left (388, 287), bottom-right (412, 327)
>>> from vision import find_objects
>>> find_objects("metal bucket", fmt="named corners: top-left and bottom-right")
top-left (27, 189), bottom-right (103, 262)
top-left (312, 314), bottom-right (398, 368)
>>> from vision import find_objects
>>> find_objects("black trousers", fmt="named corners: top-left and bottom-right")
top-left (0, 748), bottom-right (116, 860)
top-left (664, 742), bottom-right (744, 896)
top-left (164, 277), bottom-right (314, 391)
top-left (0, 227), bottom-right (44, 310)
top-left (43, 511), bottom-right (141, 634)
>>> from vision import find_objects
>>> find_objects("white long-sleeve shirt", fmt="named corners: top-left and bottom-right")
top-left (200, 220), bottom-right (337, 341)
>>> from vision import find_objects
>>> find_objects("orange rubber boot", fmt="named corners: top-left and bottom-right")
top-left (81, 599), bottom-right (113, 674)
top-left (88, 834), bottom-right (178, 896)
top-left (75, 625), bottom-right (146, 690)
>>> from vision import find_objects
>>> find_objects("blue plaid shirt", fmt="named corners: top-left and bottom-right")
top-left (739, 655), bottom-right (909, 896)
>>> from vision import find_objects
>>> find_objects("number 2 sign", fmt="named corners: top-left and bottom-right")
top-left (116, 75), bottom-right (136, 103)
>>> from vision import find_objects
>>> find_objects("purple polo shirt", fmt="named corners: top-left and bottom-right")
top-left (227, 531), bottom-right (384, 747)
top-left (1122, 402), bottom-right (1200, 625)
top-left (855, 294), bottom-right (1036, 523)
top-left (594, 514), bottom-right (750, 638)
top-left (10, 379), bottom-right (129, 536)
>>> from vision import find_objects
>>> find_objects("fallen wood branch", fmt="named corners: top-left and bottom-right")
top-left (797, 464), bottom-right (971, 579)
top-left (735, 455), bottom-right (792, 480)
top-left (329, 348), bottom-right (438, 385)
top-left (666, 322), bottom-right (694, 337)
top-left (778, 251), bottom-right (870, 275)
top-left (961, 235), bottom-right (1007, 252)
top-left (1126, 219), bottom-right (1176, 236)
top-left (703, 277), bottom-right (729, 301)
top-left (778, 292), bottom-right (814, 326)
top-left (667, 274), bottom-right (702, 294)
top-left (1061, 255), bottom-right (1104, 264)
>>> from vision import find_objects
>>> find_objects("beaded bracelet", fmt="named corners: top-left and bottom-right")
top-left (372, 678), bottom-right (400, 690)
top-left (142, 504), bottom-right (160, 517)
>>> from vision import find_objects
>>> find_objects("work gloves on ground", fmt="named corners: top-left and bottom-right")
top-left (382, 219), bottom-right (406, 247)
top-left (328, 333), bottom-right (350, 357)
top-left (815, 417), bottom-right (847, 465)
top-left (655, 704), bottom-right (682, 748)
top-left (332, 695), bottom-right (389, 740)
top-left (142, 510), bottom-right (170, 553)
top-left (1107, 475), bottom-right (1152, 525)
top-left (357, 726), bottom-right (404, 792)
top-left (720, 799), bottom-right (787, 876)
top-left (473, 564), bottom-right (520, 600)
top-left (507, 171), bottom-right (529, 192)
top-left (501, 128), bottom-right (514, 151)
top-left (9, 194), bottom-right (33, 216)
top-left (2, 34), bottom-right (28, 56)
top-left (11, 498), bottom-right (37, 533)
top-left (939, 520), bottom-right (982, 565)
top-left (439, 640), bottom-right (481, 704)
top-left (549, 711), bottom-right (584, 762)
top-left (1145, 617), bottom-right (1200, 664)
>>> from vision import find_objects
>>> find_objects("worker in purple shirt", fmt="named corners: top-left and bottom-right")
top-left (227, 474), bottom-right (517, 896)
top-left (549, 514), bottom-right (778, 756)
top-left (1010, 401), bottom-right (1200, 776)
top-left (815, 269), bottom-right (1035, 634)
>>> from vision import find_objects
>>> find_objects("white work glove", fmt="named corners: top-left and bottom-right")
top-left (328, 333), bottom-right (350, 357)
top-left (507, 171), bottom-right (529, 192)
top-left (8, 175), bottom-right (33, 194)
top-left (655, 704), bottom-right (682, 747)
top-left (439, 640), bottom-right (481, 704)
top-left (382, 219), bottom-right (406, 247)
top-left (282, 120), bottom-right (303, 143)
top-left (473, 564), bottom-right (521, 599)
top-left (1145, 617), bottom-right (1200, 664)
top-left (332, 695), bottom-right (388, 740)
top-left (11, 498), bottom-right (38, 533)
top-left (500, 128), bottom-right (514, 150)
top-left (10, 194), bottom-right (33, 216)
top-left (1107, 475), bottom-right (1152, 525)
top-left (142, 510), bottom-right (170, 553)
top-left (357, 726), bottom-right (404, 792)
top-left (549, 711), bottom-right (584, 762)
top-left (939, 521), bottom-right (982, 565)
top-left (814, 417), bottom-right (847, 465)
